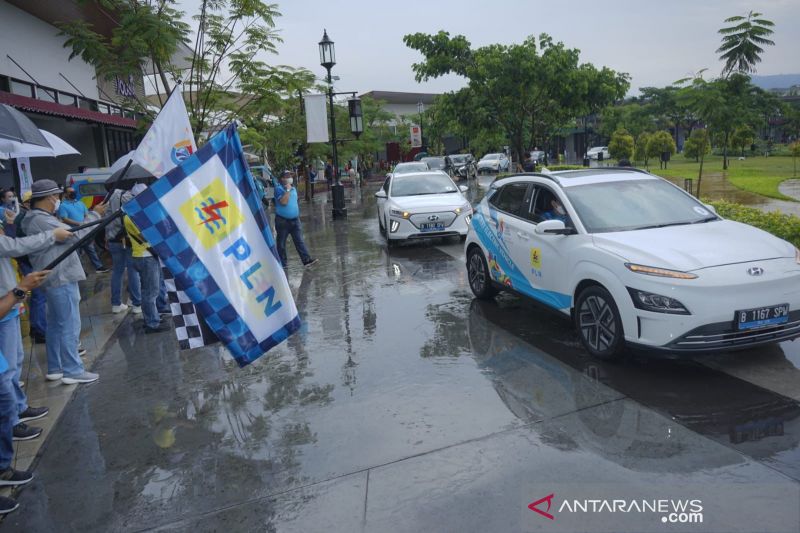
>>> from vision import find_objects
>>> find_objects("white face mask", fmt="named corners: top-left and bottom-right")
top-left (284, 178), bottom-right (294, 186)
top-left (555, 204), bottom-right (565, 215)
top-left (53, 198), bottom-right (61, 212)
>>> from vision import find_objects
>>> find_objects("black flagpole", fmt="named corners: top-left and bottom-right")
top-left (44, 210), bottom-right (123, 271)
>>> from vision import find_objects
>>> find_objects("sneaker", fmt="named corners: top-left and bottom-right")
top-left (0, 467), bottom-right (33, 487)
top-left (45, 372), bottom-right (63, 381)
top-left (303, 258), bottom-right (319, 268)
top-left (112, 304), bottom-right (129, 314)
top-left (131, 306), bottom-right (142, 315)
top-left (0, 496), bottom-right (19, 515)
top-left (19, 406), bottom-right (49, 423)
top-left (78, 348), bottom-right (87, 357)
top-left (96, 267), bottom-right (111, 274)
top-left (145, 323), bottom-right (170, 334)
top-left (12, 423), bottom-right (42, 441)
top-left (61, 372), bottom-right (99, 385)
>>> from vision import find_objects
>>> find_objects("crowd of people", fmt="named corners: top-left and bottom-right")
top-left (0, 168), bottom-right (318, 514)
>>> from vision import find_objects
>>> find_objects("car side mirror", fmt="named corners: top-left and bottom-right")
top-left (535, 219), bottom-right (575, 235)
top-left (375, 190), bottom-right (387, 199)
top-left (459, 185), bottom-right (468, 193)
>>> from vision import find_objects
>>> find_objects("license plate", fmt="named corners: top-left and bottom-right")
top-left (419, 222), bottom-right (445, 232)
top-left (736, 303), bottom-right (789, 330)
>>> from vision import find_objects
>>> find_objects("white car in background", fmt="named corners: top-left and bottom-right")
top-left (477, 153), bottom-right (510, 174)
top-left (586, 146), bottom-right (611, 160)
top-left (387, 161), bottom-right (429, 179)
top-left (375, 172), bottom-right (472, 247)
top-left (464, 168), bottom-right (800, 359)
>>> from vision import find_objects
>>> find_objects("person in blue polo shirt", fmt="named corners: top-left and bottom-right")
top-left (274, 170), bottom-right (317, 269)
top-left (57, 186), bottom-right (109, 273)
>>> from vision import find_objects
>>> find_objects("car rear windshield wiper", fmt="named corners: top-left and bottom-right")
top-left (633, 221), bottom-right (693, 230)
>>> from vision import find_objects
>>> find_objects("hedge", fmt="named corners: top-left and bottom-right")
top-left (708, 200), bottom-right (800, 248)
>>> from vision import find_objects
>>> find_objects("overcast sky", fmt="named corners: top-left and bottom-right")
top-left (177, 0), bottom-right (800, 96)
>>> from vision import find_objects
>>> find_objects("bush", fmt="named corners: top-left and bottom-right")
top-left (609, 129), bottom-right (634, 161)
top-left (708, 200), bottom-right (800, 247)
top-left (646, 130), bottom-right (676, 160)
top-left (634, 132), bottom-right (651, 164)
top-left (683, 129), bottom-right (710, 161)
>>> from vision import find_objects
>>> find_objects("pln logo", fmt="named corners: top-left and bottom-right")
top-left (170, 140), bottom-right (194, 166)
top-left (180, 179), bottom-right (244, 249)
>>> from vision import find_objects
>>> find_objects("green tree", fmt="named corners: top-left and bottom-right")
top-left (634, 132), bottom-right (651, 166)
top-left (731, 125), bottom-right (755, 156)
top-left (683, 128), bottom-right (710, 162)
top-left (608, 129), bottom-right (634, 161)
top-left (599, 102), bottom-right (654, 140)
top-left (646, 130), bottom-right (676, 168)
top-left (790, 141), bottom-right (800, 177)
top-left (717, 11), bottom-right (775, 76)
top-left (402, 32), bottom-right (629, 163)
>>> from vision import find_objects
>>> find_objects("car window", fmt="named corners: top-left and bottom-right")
top-left (529, 186), bottom-right (573, 226)
top-left (382, 177), bottom-right (390, 193)
top-left (77, 183), bottom-right (107, 197)
top-left (488, 183), bottom-right (530, 217)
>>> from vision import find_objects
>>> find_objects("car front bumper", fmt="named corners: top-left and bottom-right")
top-left (388, 211), bottom-right (472, 241)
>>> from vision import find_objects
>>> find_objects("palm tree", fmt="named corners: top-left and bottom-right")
top-left (717, 11), bottom-right (775, 76)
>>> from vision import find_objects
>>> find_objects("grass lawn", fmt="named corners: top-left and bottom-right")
top-left (643, 155), bottom-right (798, 201)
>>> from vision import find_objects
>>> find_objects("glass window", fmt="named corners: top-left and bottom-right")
top-left (488, 183), bottom-right (530, 217)
top-left (530, 186), bottom-right (572, 225)
top-left (390, 174), bottom-right (458, 197)
top-left (564, 179), bottom-right (718, 233)
top-left (10, 80), bottom-right (33, 97)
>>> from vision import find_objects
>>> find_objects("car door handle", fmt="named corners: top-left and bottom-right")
top-left (516, 232), bottom-right (529, 240)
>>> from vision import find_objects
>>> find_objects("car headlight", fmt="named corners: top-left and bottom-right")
top-left (627, 288), bottom-right (691, 315)
top-left (390, 209), bottom-right (410, 219)
top-left (455, 202), bottom-right (472, 215)
top-left (625, 263), bottom-right (698, 280)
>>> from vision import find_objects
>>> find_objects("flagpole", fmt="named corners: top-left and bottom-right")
top-left (44, 210), bottom-right (124, 270)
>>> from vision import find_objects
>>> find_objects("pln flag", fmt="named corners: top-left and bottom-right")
top-left (133, 85), bottom-right (196, 177)
top-left (123, 124), bottom-right (301, 366)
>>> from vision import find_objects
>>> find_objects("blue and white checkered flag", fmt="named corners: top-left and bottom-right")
top-left (123, 124), bottom-right (301, 366)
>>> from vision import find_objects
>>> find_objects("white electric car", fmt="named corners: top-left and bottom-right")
top-left (375, 171), bottom-right (472, 247)
top-left (464, 168), bottom-right (800, 359)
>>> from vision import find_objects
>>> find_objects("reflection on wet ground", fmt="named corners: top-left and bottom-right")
top-left (3, 179), bottom-right (800, 532)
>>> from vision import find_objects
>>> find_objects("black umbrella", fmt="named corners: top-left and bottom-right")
top-left (104, 162), bottom-right (156, 191)
top-left (0, 104), bottom-right (49, 147)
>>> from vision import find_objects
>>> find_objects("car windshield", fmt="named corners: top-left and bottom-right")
top-left (449, 155), bottom-right (467, 165)
top-left (393, 163), bottom-right (429, 174)
top-left (391, 174), bottom-right (458, 196)
top-left (564, 179), bottom-right (718, 233)
top-left (482, 154), bottom-right (500, 160)
top-left (421, 157), bottom-right (446, 169)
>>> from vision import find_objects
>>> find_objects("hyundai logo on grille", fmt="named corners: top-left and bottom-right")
top-left (427, 215), bottom-right (439, 221)
top-left (747, 267), bottom-right (764, 276)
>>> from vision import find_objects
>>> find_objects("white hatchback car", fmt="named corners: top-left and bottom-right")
top-left (464, 168), bottom-right (800, 358)
top-left (375, 172), bottom-right (472, 247)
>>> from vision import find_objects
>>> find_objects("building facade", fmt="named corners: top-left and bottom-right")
top-left (0, 0), bottom-right (142, 190)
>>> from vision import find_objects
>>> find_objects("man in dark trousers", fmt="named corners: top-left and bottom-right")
top-left (274, 171), bottom-right (317, 269)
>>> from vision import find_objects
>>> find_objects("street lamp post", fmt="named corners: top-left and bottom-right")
top-left (319, 30), bottom-right (363, 219)
top-left (417, 101), bottom-right (424, 151)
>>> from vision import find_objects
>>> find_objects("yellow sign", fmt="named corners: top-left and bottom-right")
top-left (179, 179), bottom-right (244, 249)
top-left (530, 247), bottom-right (542, 269)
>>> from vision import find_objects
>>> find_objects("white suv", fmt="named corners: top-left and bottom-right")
top-left (464, 169), bottom-right (800, 359)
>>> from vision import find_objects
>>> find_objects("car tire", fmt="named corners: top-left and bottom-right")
top-left (467, 247), bottom-right (498, 300)
top-left (575, 286), bottom-right (625, 360)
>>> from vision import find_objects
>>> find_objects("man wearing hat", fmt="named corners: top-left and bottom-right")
top-left (0, 191), bottom-right (72, 441)
top-left (20, 179), bottom-right (106, 385)
top-left (9, 190), bottom-right (47, 344)
top-left (274, 170), bottom-right (317, 269)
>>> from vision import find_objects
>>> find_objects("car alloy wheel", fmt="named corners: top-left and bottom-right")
top-left (467, 248), bottom-right (498, 300)
top-left (576, 286), bottom-right (624, 359)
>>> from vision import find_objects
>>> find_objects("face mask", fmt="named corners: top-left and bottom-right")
top-left (284, 178), bottom-right (294, 186)
top-left (66, 192), bottom-right (76, 200)
top-left (555, 205), bottom-right (565, 215)
top-left (53, 198), bottom-right (61, 212)
top-left (5, 197), bottom-right (15, 206)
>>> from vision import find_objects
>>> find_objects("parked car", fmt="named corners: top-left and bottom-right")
top-left (476, 153), bottom-right (510, 174)
top-left (586, 146), bottom-right (610, 160)
top-left (449, 154), bottom-right (477, 180)
top-left (66, 169), bottom-right (113, 209)
top-left (464, 168), bottom-right (800, 359)
top-left (375, 171), bottom-right (472, 247)
top-left (387, 161), bottom-right (430, 179)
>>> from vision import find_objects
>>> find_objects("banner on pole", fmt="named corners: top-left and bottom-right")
top-left (304, 94), bottom-right (329, 143)
top-left (16, 157), bottom-right (32, 196)
top-left (410, 125), bottom-right (422, 148)
top-left (124, 124), bottom-right (300, 366)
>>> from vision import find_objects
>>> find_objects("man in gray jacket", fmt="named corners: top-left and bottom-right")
top-left (21, 180), bottom-right (106, 385)
top-left (0, 216), bottom-right (71, 441)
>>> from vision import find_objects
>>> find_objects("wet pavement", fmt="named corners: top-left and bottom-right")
top-left (3, 177), bottom-right (800, 532)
